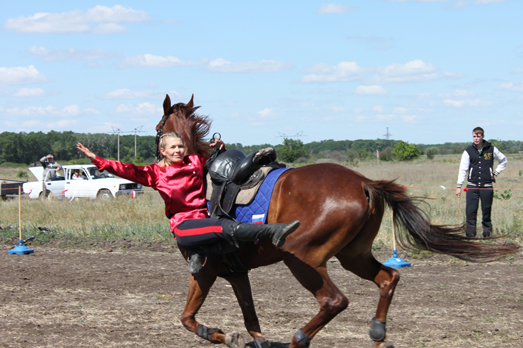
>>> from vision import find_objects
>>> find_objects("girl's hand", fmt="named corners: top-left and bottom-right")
top-left (210, 138), bottom-right (225, 151)
top-left (76, 143), bottom-right (97, 161)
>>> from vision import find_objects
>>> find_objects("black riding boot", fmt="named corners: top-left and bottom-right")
top-left (222, 220), bottom-right (300, 248)
top-left (188, 220), bottom-right (300, 274)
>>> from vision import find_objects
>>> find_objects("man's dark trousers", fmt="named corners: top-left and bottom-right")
top-left (465, 184), bottom-right (494, 237)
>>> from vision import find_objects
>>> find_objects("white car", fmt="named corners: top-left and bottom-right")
top-left (23, 164), bottom-right (143, 200)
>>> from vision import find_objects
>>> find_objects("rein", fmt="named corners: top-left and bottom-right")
top-left (155, 113), bottom-right (171, 162)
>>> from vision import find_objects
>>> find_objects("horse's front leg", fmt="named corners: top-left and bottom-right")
top-left (180, 269), bottom-right (230, 345)
top-left (228, 273), bottom-right (271, 348)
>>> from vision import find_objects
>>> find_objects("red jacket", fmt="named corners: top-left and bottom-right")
top-left (93, 154), bottom-right (209, 233)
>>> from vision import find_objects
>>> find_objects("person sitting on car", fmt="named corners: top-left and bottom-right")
top-left (72, 169), bottom-right (85, 180)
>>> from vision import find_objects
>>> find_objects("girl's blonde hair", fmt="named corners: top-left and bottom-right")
top-left (158, 132), bottom-right (184, 167)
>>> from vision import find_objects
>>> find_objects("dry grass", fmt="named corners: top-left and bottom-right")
top-left (2, 153), bottom-right (523, 249)
top-left (0, 191), bottom-right (169, 243)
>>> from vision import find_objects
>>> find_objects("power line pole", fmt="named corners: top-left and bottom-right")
top-left (133, 126), bottom-right (144, 159)
top-left (111, 127), bottom-right (121, 161)
top-left (383, 127), bottom-right (392, 147)
top-left (278, 131), bottom-right (305, 140)
top-left (117, 128), bottom-right (120, 161)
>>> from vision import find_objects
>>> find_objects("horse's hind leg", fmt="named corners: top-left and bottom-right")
top-left (336, 251), bottom-right (400, 348)
top-left (283, 254), bottom-right (349, 348)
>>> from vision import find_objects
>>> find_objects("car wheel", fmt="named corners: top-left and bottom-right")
top-left (39, 190), bottom-right (51, 200)
top-left (97, 190), bottom-right (113, 201)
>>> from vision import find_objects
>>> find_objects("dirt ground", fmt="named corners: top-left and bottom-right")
top-left (1, 241), bottom-right (522, 348)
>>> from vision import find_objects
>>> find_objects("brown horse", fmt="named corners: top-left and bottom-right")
top-left (156, 94), bottom-right (519, 348)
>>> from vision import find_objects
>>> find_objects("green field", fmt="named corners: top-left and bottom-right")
top-left (2, 153), bottom-right (523, 250)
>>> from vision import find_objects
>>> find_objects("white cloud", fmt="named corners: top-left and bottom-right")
top-left (28, 46), bottom-right (120, 61)
top-left (386, 0), bottom-right (507, 6)
top-left (5, 104), bottom-right (98, 116)
top-left (0, 88), bottom-right (46, 97)
top-left (116, 102), bottom-right (161, 114)
top-left (3, 5), bottom-right (150, 34)
top-left (89, 23), bottom-right (128, 34)
top-left (120, 54), bottom-right (205, 68)
top-left (513, 68), bottom-right (523, 74)
top-left (443, 71), bottom-right (466, 79)
top-left (393, 107), bottom-right (409, 113)
top-left (443, 99), bottom-right (492, 107)
top-left (331, 106), bottom-right (346, 112)
top-left (355, 85), bottom-right (388, 95)
top-left (354, 115), bottom-right (368, 122)
top-left (375, 60), bottom-right (438, 83)
top-left (207, 59), bottom-right (293, 73)
top-left (347, 35), bottom-right (394, 51)
top-left (376, 114), bottom-right (397, 121)
top-left (498, 81), bottom-right (523, 92)
top-left (100, 89), bottom-right (178, 100)
top-left (401, 115), bottom-right (418, 123)
top-left (373, 105), bottom-right (384, 112)
top-left (3, 119), bottom-right (79, 131)
top-left (303, 62), bottom-right (366, 82)
top-left (318, 3), bottom-right (356, 14)
top-left (385, 0), bottom-right (450, 3)
top-left (257, 108), bottom-right (274, 118)
top-left (92, 122), bottom-right (121, 132)
top-left (438, 89), bottom-right (476, 98)
top-left (0, 66), bottom-right (49, 87)
top-left (475, 0), bottom-right (506, 4)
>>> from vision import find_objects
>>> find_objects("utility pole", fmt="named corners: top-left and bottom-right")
top-left (133, 126), bottom-right (144, 159)
top-left (383, 127), bottom-right (392, 147)
top-left (111, 127), bottom-right (121, 161)
top-left (278, 131), bottom-right (305, 140)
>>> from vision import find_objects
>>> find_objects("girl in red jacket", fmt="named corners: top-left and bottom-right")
top-left (76, 132), bottom-right (299, 272)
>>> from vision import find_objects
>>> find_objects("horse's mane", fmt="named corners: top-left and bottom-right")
top-left (159, 94), bottom-right (212, 160)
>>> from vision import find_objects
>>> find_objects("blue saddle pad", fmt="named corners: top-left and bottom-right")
top-left (232, 167), bottom-right (291, 224)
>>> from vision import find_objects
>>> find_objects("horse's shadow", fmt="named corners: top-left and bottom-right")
top-left (246, 342), bottom-right (289, 348)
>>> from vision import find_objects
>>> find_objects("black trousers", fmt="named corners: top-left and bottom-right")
top-left (465, 184), bottom-right (494, 236)
top-left (173, 218), bottom-right (227, 250)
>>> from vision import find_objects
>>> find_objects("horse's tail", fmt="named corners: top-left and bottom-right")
top-left (364, 180), bottom-right (520, 263)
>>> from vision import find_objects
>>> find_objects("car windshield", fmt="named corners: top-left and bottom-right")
top-left (87, 167), bottom-right (115, 179)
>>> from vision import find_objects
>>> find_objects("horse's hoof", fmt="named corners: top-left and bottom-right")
top-left (225, 332), bottom-right (245, 348)
top-left (377, 342), bottom-right (394, 348)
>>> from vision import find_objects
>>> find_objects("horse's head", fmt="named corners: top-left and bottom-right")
top-left (155, 94), bottom-right (212, 161)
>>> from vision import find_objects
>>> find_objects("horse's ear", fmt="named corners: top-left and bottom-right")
top-left (186, 94), bottom-right (194, 110)
top-left (163, 94), bottom-right (172, 115)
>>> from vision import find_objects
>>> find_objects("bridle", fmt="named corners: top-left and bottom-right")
top-left (155, 113), bottom-right (171, 162)
top-left (155, 106), bottom-right (218, 162)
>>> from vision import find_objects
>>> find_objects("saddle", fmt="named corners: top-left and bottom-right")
top-left (205, 147), bottom-right (284, 219)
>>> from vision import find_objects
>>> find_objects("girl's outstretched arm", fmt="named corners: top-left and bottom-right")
top-left (77, 143), bottom-right (97, 161)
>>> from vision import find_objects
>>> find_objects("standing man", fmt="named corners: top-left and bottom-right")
top-left (39, 154), bottom-right (61, 172)
top-left (39, 154), bottom-right (61, 196)
top-left (456, 127), bottom-right (507, 237)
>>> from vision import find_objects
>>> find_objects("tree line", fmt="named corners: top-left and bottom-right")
top-left (1, 131), bottom-right (522, 166)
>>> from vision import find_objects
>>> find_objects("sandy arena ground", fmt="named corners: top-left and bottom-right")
top-left (1, 241), bottom-right (522, 348)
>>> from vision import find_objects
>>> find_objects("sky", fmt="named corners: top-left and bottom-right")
top-left (1, 0), bottom-right (522, 146)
